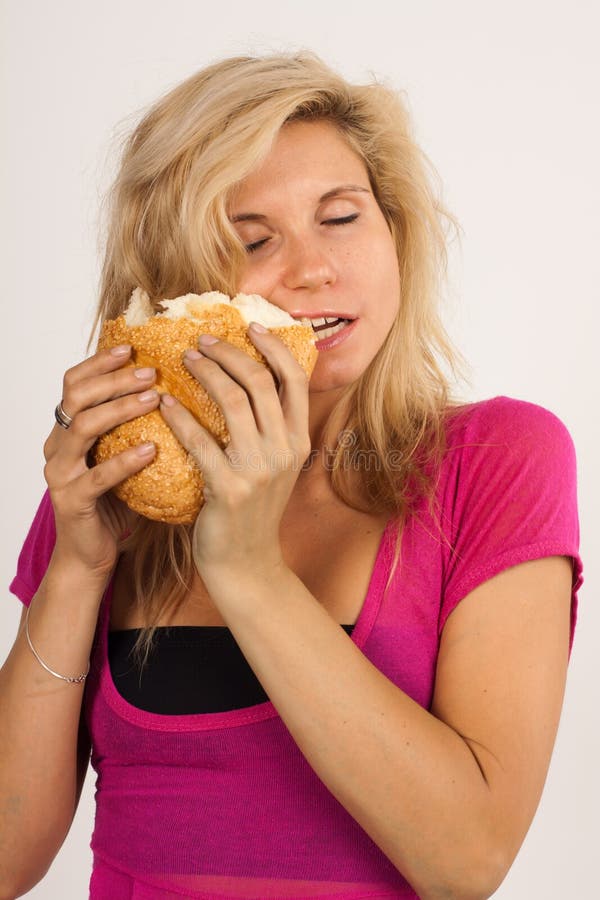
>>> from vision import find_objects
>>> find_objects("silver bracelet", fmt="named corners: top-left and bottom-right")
top-left (25, 605), bottom-right (90, 685)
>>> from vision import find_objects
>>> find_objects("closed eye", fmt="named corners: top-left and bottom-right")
top-left (244, 213), bottom-right (360, 254)
top-left (245, 237), bottom-right (270, 254)
top-left (323, 213), bottom-right (360, 226)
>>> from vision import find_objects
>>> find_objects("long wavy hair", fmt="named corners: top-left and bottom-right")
top-left (90, 50), bottom-right (472, 669)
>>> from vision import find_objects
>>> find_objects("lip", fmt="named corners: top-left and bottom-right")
top-left (314, 318), bottom-right (358, 351)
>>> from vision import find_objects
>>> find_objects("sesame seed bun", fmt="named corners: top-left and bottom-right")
top-left (92, 288), bottom-right (318, 524)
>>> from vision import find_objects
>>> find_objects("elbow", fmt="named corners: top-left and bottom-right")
top-left (0, 832), bottom-right (63, 900)
top-left (0, 866), bottom-right (51, 900)
top-left (411, 844), bottom-right (511, 900)
top-left (459, 835), bottom-right (514, 900)
top-left (417, 875), bottom-right (505, 900)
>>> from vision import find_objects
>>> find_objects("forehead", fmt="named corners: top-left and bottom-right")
top-left (231, 120), bottom-right (370, 206)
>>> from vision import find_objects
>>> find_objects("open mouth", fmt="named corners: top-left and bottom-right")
top-left (310, 317), bottom-right (351, 339)
top-left (296, 316), bottom-right (353, 339)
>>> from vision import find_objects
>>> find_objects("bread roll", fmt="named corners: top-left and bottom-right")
top-left (93, 288), bottom-right (318, 524)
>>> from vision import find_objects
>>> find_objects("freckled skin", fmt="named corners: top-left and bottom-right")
top-left (232, 120), bottom-right (401, 405)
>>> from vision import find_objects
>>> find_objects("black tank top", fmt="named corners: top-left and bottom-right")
top-left (108, 625), bottom-right (355, 715)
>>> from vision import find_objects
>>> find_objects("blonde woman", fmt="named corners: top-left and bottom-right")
top-left (1, 52), bottom-right (582, 899)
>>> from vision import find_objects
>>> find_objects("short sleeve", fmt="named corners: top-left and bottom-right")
top-left (440, 396), bottom-right (583, 652)
top-left (9, 490), bottom-right (57, 607)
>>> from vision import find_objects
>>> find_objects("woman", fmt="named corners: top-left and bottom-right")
top-left (1, 51), bottom-right (582, 899)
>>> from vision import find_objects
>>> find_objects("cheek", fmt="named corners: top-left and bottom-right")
top-left (236, 261), bottom-right (278, 297)
top-left (370, 238), bottom-right (401, 316)
top-left (236, 263), bottom-right (257, 294)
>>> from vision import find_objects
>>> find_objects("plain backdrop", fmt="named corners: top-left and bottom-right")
top-left (1, 1), bottom-right (598, 897)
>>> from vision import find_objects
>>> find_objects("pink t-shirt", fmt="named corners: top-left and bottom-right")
top-left (9, 396), bottom-right (583, 899)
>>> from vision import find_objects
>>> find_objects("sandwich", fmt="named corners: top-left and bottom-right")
top-left (92, 288), bottom-right (318, 524)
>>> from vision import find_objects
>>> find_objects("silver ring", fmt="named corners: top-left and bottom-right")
top-left (54, 400), bottom-right (73, 430)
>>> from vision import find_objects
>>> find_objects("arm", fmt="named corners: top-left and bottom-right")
top-left (1, 345), bottom-right (162, 897)
top-left (0, 558), bottom-right (105, 899)
top-left (160, 329), bottom-right (576, 899)
top-left (198, 553), bottom-right (572, 900)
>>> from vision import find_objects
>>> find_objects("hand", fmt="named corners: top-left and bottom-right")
top-left (43, 345), bottom-right (161, 578)
top-left (158, 325), bottom-right (312, 576)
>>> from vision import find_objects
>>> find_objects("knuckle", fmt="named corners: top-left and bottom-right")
top-left (62, 367), bottom-right (77, 390)
top-left (280, 449), bottom-right (303, 472)
top-left (223, 387), bottom-right (247, 411)
top-left (297, 438), bottom-right (312, 460)
top-left (43, 433), bottom-right (55, 462)
top-left (250, 367), bottom-right (274, 389)
top-left (61, 388), bottom-right (79, 418)
top-left (43, 459), bottom-right (54, 486)
top-left (254, 467), bottom-right (271, 486)
top-left (226, 477), bottom-right (253, 504)
top-left (69, 413), bottom-right (87, 438)
top-left (293, 367), bottom-right (310, 386)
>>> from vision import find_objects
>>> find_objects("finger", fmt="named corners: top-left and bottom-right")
top-left (61, 345), bottom-right (133, 409)
top-left (182, 347), bottom-right (270, 445)
top-left (158, 394), bottom-right (228, 495)
top-left (62, 350), bottom-right (158, 417)
top-left (245, 325), bottom-right (311, 441)
top-left (45, 355), bottom-right (158, 459)
top-left (185, 338), bottom-right (283, 438)
top-left (53, 441), bottom-right (157, 511)
top-left (45, 389), bottom-right (161, 482)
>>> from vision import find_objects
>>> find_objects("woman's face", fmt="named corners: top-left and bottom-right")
top-left (230, 119), bottom-right (401, 394)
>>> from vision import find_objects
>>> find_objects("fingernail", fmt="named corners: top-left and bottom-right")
top-left (160, 393), bottom-right (176, 407)
top-left (249, 322), bottom-right (267, 333)
top-left (184, 349), bottom-right (203, 360)
top-left (199, 334), bottom-right (219, 346)
top-left (138, 389), bottom-right (158, 403)
top-left (134, 367), bottom-right (155, 379)
top-left (136, 442), bottom-right (155, 456)
top-left (110, 344), bottom-right (131, 356)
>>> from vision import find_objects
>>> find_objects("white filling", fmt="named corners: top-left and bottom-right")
top-left (158, 291), bottom-right (232, 321)
top-left (123, 287), bottom-right (155, 326)
top-left (123, 287), bottom-right (305, 332)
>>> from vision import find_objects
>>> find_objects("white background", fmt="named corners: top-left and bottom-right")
top-left (1, 1), bottom-right (598, 897)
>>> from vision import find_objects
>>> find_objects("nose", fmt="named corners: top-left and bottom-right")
top-left (281, 233), bottom-right (336, 292)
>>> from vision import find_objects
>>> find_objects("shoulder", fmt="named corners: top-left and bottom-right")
top-left (446, 394), bottom-right (575, 444)
top-left (442, 394), bottom-right (577, 473)
top-left (436, 394), bottom-right (580, 570)
top-left (436, 396), bottom-right (582, 646)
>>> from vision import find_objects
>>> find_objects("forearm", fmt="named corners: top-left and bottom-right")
top-left (0, 555), bottom-right (108, 896)
top-left (202, 562), bottom-right (500, 900)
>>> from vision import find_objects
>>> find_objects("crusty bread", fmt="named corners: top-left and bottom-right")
top-left (93, 288), bottom-right (318, 524)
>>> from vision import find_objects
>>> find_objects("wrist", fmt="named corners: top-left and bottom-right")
top-left (47, 546), bottom-right (116, 595)
top-left (195, 548), bottom-right (288, 585)
top-left (195, 552), bottom-right (290, 616)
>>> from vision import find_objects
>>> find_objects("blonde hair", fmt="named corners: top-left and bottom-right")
top-left (91, 50), bottom-right (472, 669)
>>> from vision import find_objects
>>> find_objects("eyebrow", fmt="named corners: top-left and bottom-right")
top-left (230, 184), bottom-right (371, 223)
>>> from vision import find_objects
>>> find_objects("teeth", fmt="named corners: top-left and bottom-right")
top-left (314, 320), bottom-right (349, 341)
top-left (297, 315), bottom-right (349, 329)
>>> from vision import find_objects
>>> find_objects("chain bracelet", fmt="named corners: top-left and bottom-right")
top-left (25, 604), bottom-right (90, 685)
